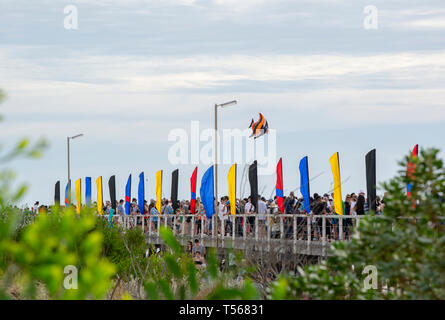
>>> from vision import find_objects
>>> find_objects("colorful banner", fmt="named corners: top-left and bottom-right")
top-left (228, 163), bottom-right (237, 215)
top-left (407, 144), bottom-right (418, 197)
top-left (365, 149), bottom-right (377, 212)
top-left (276, 158), bottom-right (284, 213)
top-left (85, 177), bottom-right (92, 207)
top-left (156, 170), bottom-right (163, 214)
top-left (125, 174), bottom-right (131, 215)
top-left (299, 156), bottom-right (311, 213)
top-left (138, 172), bottom-right (145, 214)
top-left (190, 167), bottom-right (197, 215)
top-left (75, 178), bottom-right (81, 214)
top-left (54, 181), bottom-right (60, 206)
top-left (329, 152), bottom-right (343, 215)
top-left (200, 166), bottom-right (214, 219)
top-left (96, 176), bottom-right (103, 214)
top-left (108, 175), bottom-right (116, 210)
top-left (65, 180), bottom-right (71, 207)
top-left (171, 169), bottom-right (179, 211)
top-left (248, 160), bottom-right (258, 212)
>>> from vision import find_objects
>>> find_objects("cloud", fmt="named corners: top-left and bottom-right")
top-left (2, 47), bottom-right (445, 93)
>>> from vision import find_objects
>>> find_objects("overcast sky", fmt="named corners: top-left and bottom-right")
top-left (0, 0), bottom-right (444, 207)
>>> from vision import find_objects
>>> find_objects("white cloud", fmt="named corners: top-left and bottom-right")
top-left (2, 48), bottom-right (445, 94)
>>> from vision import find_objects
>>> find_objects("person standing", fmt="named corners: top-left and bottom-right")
top-left (149, 202), bottom-right (159, 232)
top-left (118, 200), bottom-right (125, 216)
top-left (192, 238), bottom-right (206, 257)
top-left (355, 194), bottom-right (366, 216)
top-left (244, 197), bottom-right (255, 236)
top-left (218, 197), bottom-right (228, 236)
top-left (257, 197), bottom-right (267, 238)
top-left (344, 194), bottom-right (352, 240)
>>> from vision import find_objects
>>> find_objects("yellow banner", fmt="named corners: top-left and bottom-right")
top-left (96, 176), bottom-right (103, 214)
top-left (156, 170), bottom-right (162, 214)
top-left (228, 163), bottom-right (237, 215)
top-left (329, 152), bottom-right (343, 215)
top-left (75, 178), bottom-right (81, 214)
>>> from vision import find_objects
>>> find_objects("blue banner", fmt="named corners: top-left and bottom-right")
top-left (138, 172), bottom-right (145, 214)
top-left (200, 166), bottom-right (214, 219)
top-left (65, 180), bottom-right (71, 206)
top-left (125, 174), bottom-right (131, 215)
top-left (85, 177), bottom-right (92, 207)
top-left (299, 156), bottom-right (311, 213)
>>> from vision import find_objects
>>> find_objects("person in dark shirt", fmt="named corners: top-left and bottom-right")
top-left (344, 194), bottom-right (352, 240)
top-left (355, 195), bottom-right (366, 215)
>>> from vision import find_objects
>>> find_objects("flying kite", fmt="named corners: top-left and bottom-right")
top-left (249, 113), bottom-right (269, 139)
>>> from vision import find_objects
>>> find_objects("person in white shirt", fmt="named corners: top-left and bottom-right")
top-left (350, 193), bottom-right (357, 216)
top-left (244, 197), bottom-right (254, 235)
top-left (257, 197), bottom-right (267, 238)
top-left (32, 201), bottom-right (39, 215)
top-left (218, 197), bottom-right (227, 235)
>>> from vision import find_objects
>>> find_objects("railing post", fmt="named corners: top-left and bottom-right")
top-left (211, 215), bottom-right (214, 240)
top-left (164, 214), bottom-right (167, 228)
top-left (293, 215), bottom-right (297, 253)
top-left (141, 214), bottom-right (145, 232)
top-left (191, 215), bottom-right (195, 237)
top-left (243, 215), bottom-right (247, 240)
top-left (307, 215), bottom-right (311, 245)
top-left (322, 216), bottom-right (326, 246)
top-left (280, 215), bottom-right (284, 240)
top-left (201, 216), bottom-right (204, 240)
top-left (339, 216), bottom-right (343, 241)
top-left (182, 215), bottom-right (185, 237)
top-left (232, 216), bottom-right (235, 242)
top-left (157, 217), bottom-right (160, 237)
top-left (221, 217), bottom-right (224, 241)
top-left (148, 216), bottom-right (152, 236)
top-left (255, 215), bottom-right (258, 241)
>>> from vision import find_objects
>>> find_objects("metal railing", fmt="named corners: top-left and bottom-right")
top-left (102, 213), bottom-right (366, 246)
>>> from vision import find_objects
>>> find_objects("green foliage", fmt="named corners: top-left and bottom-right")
top-left (143, 226), bottom-right (260, 300)
top-left (0, 207), bottom-right (116, 299)
top-left (0, 90), bottom-right (113, 299)
top-left (99, 219), bottom-right (148, 282)
top-left (269, 148), bottom-right (445, 299)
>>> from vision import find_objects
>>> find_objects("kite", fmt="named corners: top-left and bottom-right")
top-left (249, 113), bottom-right (269, 139)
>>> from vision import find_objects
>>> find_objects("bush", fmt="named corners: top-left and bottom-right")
top-left (269, 148), bottom-right (445, 299)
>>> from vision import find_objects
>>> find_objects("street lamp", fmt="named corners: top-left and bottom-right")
top-left (67, 133), bottom-right (84, 197)
top-left (214, 100), bottom-right (237, 248)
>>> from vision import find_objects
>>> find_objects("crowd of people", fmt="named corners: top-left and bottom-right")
top-left (99, 189), bottom-right (385, 241)
top-left (20, 190), bottom-right (385, 265)
top-left (23, 190), bottom-right (385, 243)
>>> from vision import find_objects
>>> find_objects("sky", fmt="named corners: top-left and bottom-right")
top-left (0, 0), bottom-right (444, 207)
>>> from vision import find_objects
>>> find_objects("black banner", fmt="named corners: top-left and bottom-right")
top-left (54, 181), bottom-right (60, 206)
top-left (249, 160), bottom-right (258, 212)
top-left (171, 169), bottom-right (179, 211)
top-left (109, 175), bottom-right (116, 210)
top-left (365, 149), bottom-right (377, 212)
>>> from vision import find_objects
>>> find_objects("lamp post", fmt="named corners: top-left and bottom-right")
top-left (67, 133), bottom-right (84, 200)
top-left (214, 100), bottom-right (237, 249)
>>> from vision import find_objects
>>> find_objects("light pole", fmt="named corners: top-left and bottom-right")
top-left (214, 100), bottom-right (237, 249)
top-left (67, 133), bottom-right (84, 200)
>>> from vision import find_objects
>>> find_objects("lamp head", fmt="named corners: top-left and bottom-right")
top-left (70, 133), bottom-right (84, 140)
top-left (218, 100), bottom-right (237, 108)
